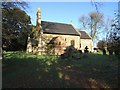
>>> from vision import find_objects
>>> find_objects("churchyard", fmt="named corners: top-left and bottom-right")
top-left (2, 1), bottom-right (120, 89)
top-left (2, 51), bottom-right (118, 88)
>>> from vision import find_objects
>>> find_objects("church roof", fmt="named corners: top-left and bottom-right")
top-left (79, 31), bottom-right (91, 39)
top-left (41, 21), bottom-right (80, 36)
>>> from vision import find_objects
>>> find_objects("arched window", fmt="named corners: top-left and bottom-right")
top-left (65, 38), bottom-right (66, 41)
top-left (71, 40), bottom-right (75, 47)
top-left (59, 42), bottom-right (61, 45)
top-left (80, 43), bottom-right (81, 48)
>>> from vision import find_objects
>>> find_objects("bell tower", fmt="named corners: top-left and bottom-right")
top-left (36, 7), bottom-right (44, 55)
top-left (27, 7), bottom-right (44, 54)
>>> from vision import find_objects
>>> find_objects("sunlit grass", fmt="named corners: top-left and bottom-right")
top-left (94, 50), bottom-right (109, 55)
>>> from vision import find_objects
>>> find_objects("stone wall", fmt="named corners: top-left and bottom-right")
top-left (44, 34), bottom-right (81, 50)
top-left (80, 39), bottom-right (93, 52)
top-left (27, 33), bottom-right (93, 54)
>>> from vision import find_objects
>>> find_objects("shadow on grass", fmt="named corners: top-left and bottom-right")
top-left (3, 52), bottom-right (83, 88)
top-left (2, 52), bottom-right (118, 88)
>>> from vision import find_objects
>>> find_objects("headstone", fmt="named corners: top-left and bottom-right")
top-left (108, 50), bottom-right (113, 55)
top-left (84, 46), bottom-right (89, 53)
top-left (102, 49), bottom-right (106, 55)
top-left (26, 37), bottom-right (32, 53)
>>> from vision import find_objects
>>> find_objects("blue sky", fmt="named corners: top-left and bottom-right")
top-left (27, 2), bottom-right (117, 27)
top-left (26, 2), bottom-right (118, 45)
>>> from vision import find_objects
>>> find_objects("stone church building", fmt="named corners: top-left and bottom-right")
top-left (27, 8), bottom-right (93, 55)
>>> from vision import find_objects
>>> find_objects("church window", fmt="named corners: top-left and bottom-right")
top-left (65, 38), bottom-right (66, 41)
top-left (80, 43), bottom-right (81, 48)
top-left (59, 42), bottom-right (61, 45)
top-left (71, 40), bottom-right (75, 47)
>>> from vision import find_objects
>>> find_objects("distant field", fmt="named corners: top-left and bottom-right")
top-left (2, 51), bottom-right (118, 88)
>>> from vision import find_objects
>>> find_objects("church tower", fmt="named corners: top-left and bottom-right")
top-left (36, 7), bottom-right (44, 55)
top-left (27, 7), bottom-right (44, 54)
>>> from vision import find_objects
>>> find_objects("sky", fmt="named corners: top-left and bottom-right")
top-left (26, 2), bottom-right (118, 46)
top-left (27, 2), bottom-right (117, 27)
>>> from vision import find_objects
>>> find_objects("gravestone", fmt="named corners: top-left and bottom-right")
top-left (108, 50), bottom-right (113, 55)
top-left (102, 49), bottom-right (106, 55)
top-left (84, 46), bottom-right (89, 53)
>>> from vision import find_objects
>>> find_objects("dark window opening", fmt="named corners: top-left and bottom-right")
top-left (71, 40), bottom-right (75, 47)
top-left (59, 42), bottom-right (61, 45)
top-left (65, 38), bottom-right (66, 41)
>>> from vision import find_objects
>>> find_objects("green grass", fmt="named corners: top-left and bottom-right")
top-left (2, 51), bottom-right (118, 88)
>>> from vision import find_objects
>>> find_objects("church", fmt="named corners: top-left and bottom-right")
top-left (27, 8), bottom-right (93, 55)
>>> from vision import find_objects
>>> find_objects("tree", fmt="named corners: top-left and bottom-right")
top-left (2, 0), bottom-right (31, 51)
top-left (89, 12), bottom-right (103, 42)
top-left (106, 2), bottom-right (120, 56)
top-left (97, 40), bottom-right (107, 50)
top-left (2, 7), bottom-right (31, 51)
top-left (79, 12), bottom-right (104, 46)
top-left (79, 15), bottom-right (88, 31)
top-left (91, 0), bottom-right (102, 12)
top-left (2, 0), bottom-right (28, 10)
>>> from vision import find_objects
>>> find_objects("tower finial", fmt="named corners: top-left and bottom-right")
top-left (37, 7), bottom-right (41, 12)
top-left (37, 7), bottom-right (41, 25)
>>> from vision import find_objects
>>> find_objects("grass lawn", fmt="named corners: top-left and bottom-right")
top-left (2, 51), bottom-right (118, 88)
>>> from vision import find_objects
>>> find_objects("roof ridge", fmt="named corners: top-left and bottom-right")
top-left (41, 21), bottom-right (80, 36)
top-left (42, 20), bottom-right (71, 25)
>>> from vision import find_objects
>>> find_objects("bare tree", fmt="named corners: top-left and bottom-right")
top-left (91, 0), bottom-right (102, 12)
top-left (79, 12), bottom-right (104, 46)
top-left (79, 15), bottom-right (88, 31)
top-left (88, 12), bottom-right (103, 42)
